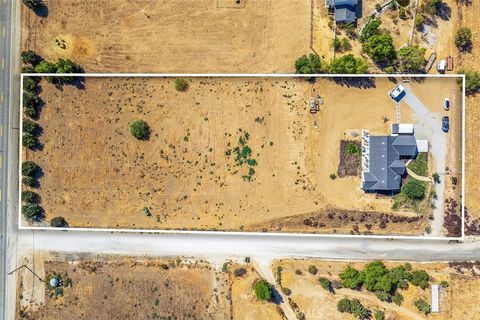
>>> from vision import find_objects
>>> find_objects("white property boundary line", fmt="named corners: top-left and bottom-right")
top-left (18, 73), bottom-right (466, 242)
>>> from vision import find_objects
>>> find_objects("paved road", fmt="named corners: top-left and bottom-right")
top-left (0, 0), bottom-right (20, 319)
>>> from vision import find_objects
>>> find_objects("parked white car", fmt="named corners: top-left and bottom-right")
top-left (444, 98), bottom-right (450, 111)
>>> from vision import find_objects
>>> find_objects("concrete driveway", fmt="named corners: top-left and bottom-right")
top-left (401, 86), bottom-right (447, 237)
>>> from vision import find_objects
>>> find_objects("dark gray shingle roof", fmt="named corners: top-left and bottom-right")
top-left (335, 5), bottom-right (356, 23)
top-left (363, 135), bottom-right (417, 192)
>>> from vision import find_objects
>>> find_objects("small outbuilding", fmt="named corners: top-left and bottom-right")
top-left (431, 284), bottom-right (439, 313)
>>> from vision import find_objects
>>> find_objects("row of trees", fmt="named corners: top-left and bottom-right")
top-left (339, 261), bottom-right (431, 304)
top-left (22, 50), bottom-right (81, 84)
top-left (22, 75), bottom-right (43, 150)
top-left (295, 53), bottom-right (368, 75)
top-left (21, 161), bottom-right (43, 221)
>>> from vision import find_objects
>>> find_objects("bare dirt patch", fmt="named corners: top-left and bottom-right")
top-left (337, 140), bottom-right (361, 178)
top-left (17, 257), bottom-right (229, 320)
top-left (21, 0), bottom-right (311, 73)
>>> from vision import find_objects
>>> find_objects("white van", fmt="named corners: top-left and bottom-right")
top-left (437, 60), bottom-right (446, 72)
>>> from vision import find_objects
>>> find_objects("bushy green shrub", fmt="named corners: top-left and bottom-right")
top-left (129, 120), bottom-right (150, 140)
top-left (23, 119), bottom-right (39, 135)
top-left (22, 203), bottom-right (43, 220)
top-left (22, 190), bottom-right (39, 204)
top-left (308, 265), bottom-right (318, 275)
top-left (50, 216), bottom-right (68, 227)
top-left (414, 299), bottom-right (431, 315)
top-left (254, 280), bottom-right (272, 301)
top-left (295, 53), bottom-right (323, 74)
top-left (455, 27), bottom-right (472, 52)
top-left (22, 176), bottom-right (36, 187)
top-left (402, 179), bottom-right (426, 200)
top-left (174, 78), bottom-right (189, 92)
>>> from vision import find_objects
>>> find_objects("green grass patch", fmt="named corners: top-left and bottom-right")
top-left (407, 153), bottom-right (428, 176)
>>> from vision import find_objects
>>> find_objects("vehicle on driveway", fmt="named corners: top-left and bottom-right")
top-left (444, 98), bottom-right (450, 111)
top-left (389, 84), bottom-right (406, 102)
top-left (442, 116), bottom-right (449, 132)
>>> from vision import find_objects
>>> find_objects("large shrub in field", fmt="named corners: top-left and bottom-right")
top-left (455, 27), bottom-right (472, 52)
top-left (50, 216), bottom-right (68, 227)
top-left (174, 78), bottom-right (189, 92)
top-left (22, 191), bottom-right (39, 204)
top-left (397, 45), bottom-right (426, 73)
top-left (129, 120), bottom-right (150, 140)
top-left (254, 279), bottom-right (272, 301)
top-left (339, 266), bottom-right (365, 289)
top-left (23, 119), bottom-right (39, 135)
top-left (462, 69), bottom-right (480, 95)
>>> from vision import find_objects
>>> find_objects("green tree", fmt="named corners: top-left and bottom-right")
top-left (362, 32), bottom-right (397, 63)
top-left (350, 299), bottom-right (369, 319)
top-left (319, 277), bottom-right (331, 291)
top-left (414, 14), bottom-right (424, 30)
top-left (360, 19), bottom-right (381, 43)
top-left (22, 0), bottom-right (43, 10)
top-left (402, 179), bottom-right (426, 200)
top-left (455, 28), bottom-right (472, 52)
top-left (462, 69), bottom-right (480, 95)
top-left (24, 105), bottom-right (36, 119)
top-left (295, 53), bottom-right (323, 74)
top-left (374, 310), bottom-right (385, 320)
top-left (129, 120), bottom-right (150, 140)
top-left (432, 172), bottom-right (440, 183)
top-left (363, 260), bottom-right (389, 292)
top-left (50, 216), bottom-right (68, 227)
top-left (375, 291), bottom-right (390, 302)
top-left (337, 298), bottom-right (351, 313)
top-left (22, 133), bottom-right (39, 149)
top-left (410, 270), bottom-right (430, 289)
top-left (308, 265), bottom-right (318, 275)
top-left (21, 50), bottom-right (41, 66)
top-left (35, 60), bottom-right (57, 73)
top-left (340, 266), bottom-right (365, 289)
top-left (254, 279), bottom-right (272, 301)
top-left (22, 204), bottom-right (43, 220)
top-left (390, 264), bottom-right (411, 289)
top-left (23, 77), bottom-right (37, 93)
top-left (22, 191), bottom-right (39, 204)
top-left (329, 54), bottom-right (368, 74)
top-left (23, 91), bottom-right (39, 108)
top-left (22, 161), bottom-right (40, 177)
top-left (392, 292), bottom-right (404, 306)
top-left (414, 299), bottom-right (431, 315)
top-left (23, 119), bottom-right (39, 135)
top-left (56, 58), bottom-right (81, 83)
top-left (174, 78), bottom-right (189, 92)
top-left (397, 45), bottom-right (426, 72)
top-left (22, 176), bottom-right (36, 187)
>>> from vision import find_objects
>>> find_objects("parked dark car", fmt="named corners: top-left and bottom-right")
top-left (442, 116), bottom-right (449, 132)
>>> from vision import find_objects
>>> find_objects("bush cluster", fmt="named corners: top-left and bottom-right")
top-left (339, 261), bottom-right (430, 304)
top-left (129, 120), bottom-right (150, 140)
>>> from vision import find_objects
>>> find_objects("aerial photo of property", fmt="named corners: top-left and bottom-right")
top-left (19, 75), bottom-right (463, 238)
top-left (1, 0), bottom-right (480, 319)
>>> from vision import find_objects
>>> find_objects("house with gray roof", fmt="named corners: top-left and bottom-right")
top-left (362, 124), bottom-right (422, 193)
top-left (326, 0), bottom-right (359, 24)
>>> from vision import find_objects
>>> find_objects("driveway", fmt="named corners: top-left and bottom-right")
top-left (402, 87), bottom-right (447, 237)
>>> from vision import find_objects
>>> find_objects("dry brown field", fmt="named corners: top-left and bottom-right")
top-left (457, 1), bottom-right (480, 232)
top-left (21, 0), bottom-right (311, 73)
top-left (22, 76), bottom-right (462, 235)
top-left (273, 259), bottom-right (480, 320)
top-left (17, 257), bottom-right (230, 320)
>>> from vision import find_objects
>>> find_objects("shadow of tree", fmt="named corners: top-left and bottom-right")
top-left (329, 77), bottom-right (377, 89)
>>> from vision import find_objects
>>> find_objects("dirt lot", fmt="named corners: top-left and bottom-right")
top-left (21, 0), bottom-right (311, 73)
top-left (17, 256), bottom-right (230, 320)
top-left (23, 76), bottom-right (461, 235)
top-left (229, 264), bottom-right (283, 320)
top-left (273, 259), bottom-right (480, 320)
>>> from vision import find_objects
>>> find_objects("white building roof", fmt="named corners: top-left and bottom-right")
top-left (416, 139), bottom-right (429, 153)
top-left (431, 284), bottom-right (439, 313)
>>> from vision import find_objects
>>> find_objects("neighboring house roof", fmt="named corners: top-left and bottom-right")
top-left (326, 0), bottom-right (358, 6)
top-left (362, 135), bottom-right (417, 192)
top-left (334, 5), bottom-right (356, 23)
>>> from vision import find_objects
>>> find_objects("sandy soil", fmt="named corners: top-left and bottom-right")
top-left (230, 264), bottom-right (283, 320)
top-left (273, 258), bottom-right (480, 320)
top-left (21, 0), bottom-right (311, 73)
top-left (23, 77), bottom-right (461, 235)
top-left (312, 0), bottom-right (334, 62)
top-left (458, 1), bottom-right (480, 229)
top-left (17, 256), bottom-right (229, 320)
